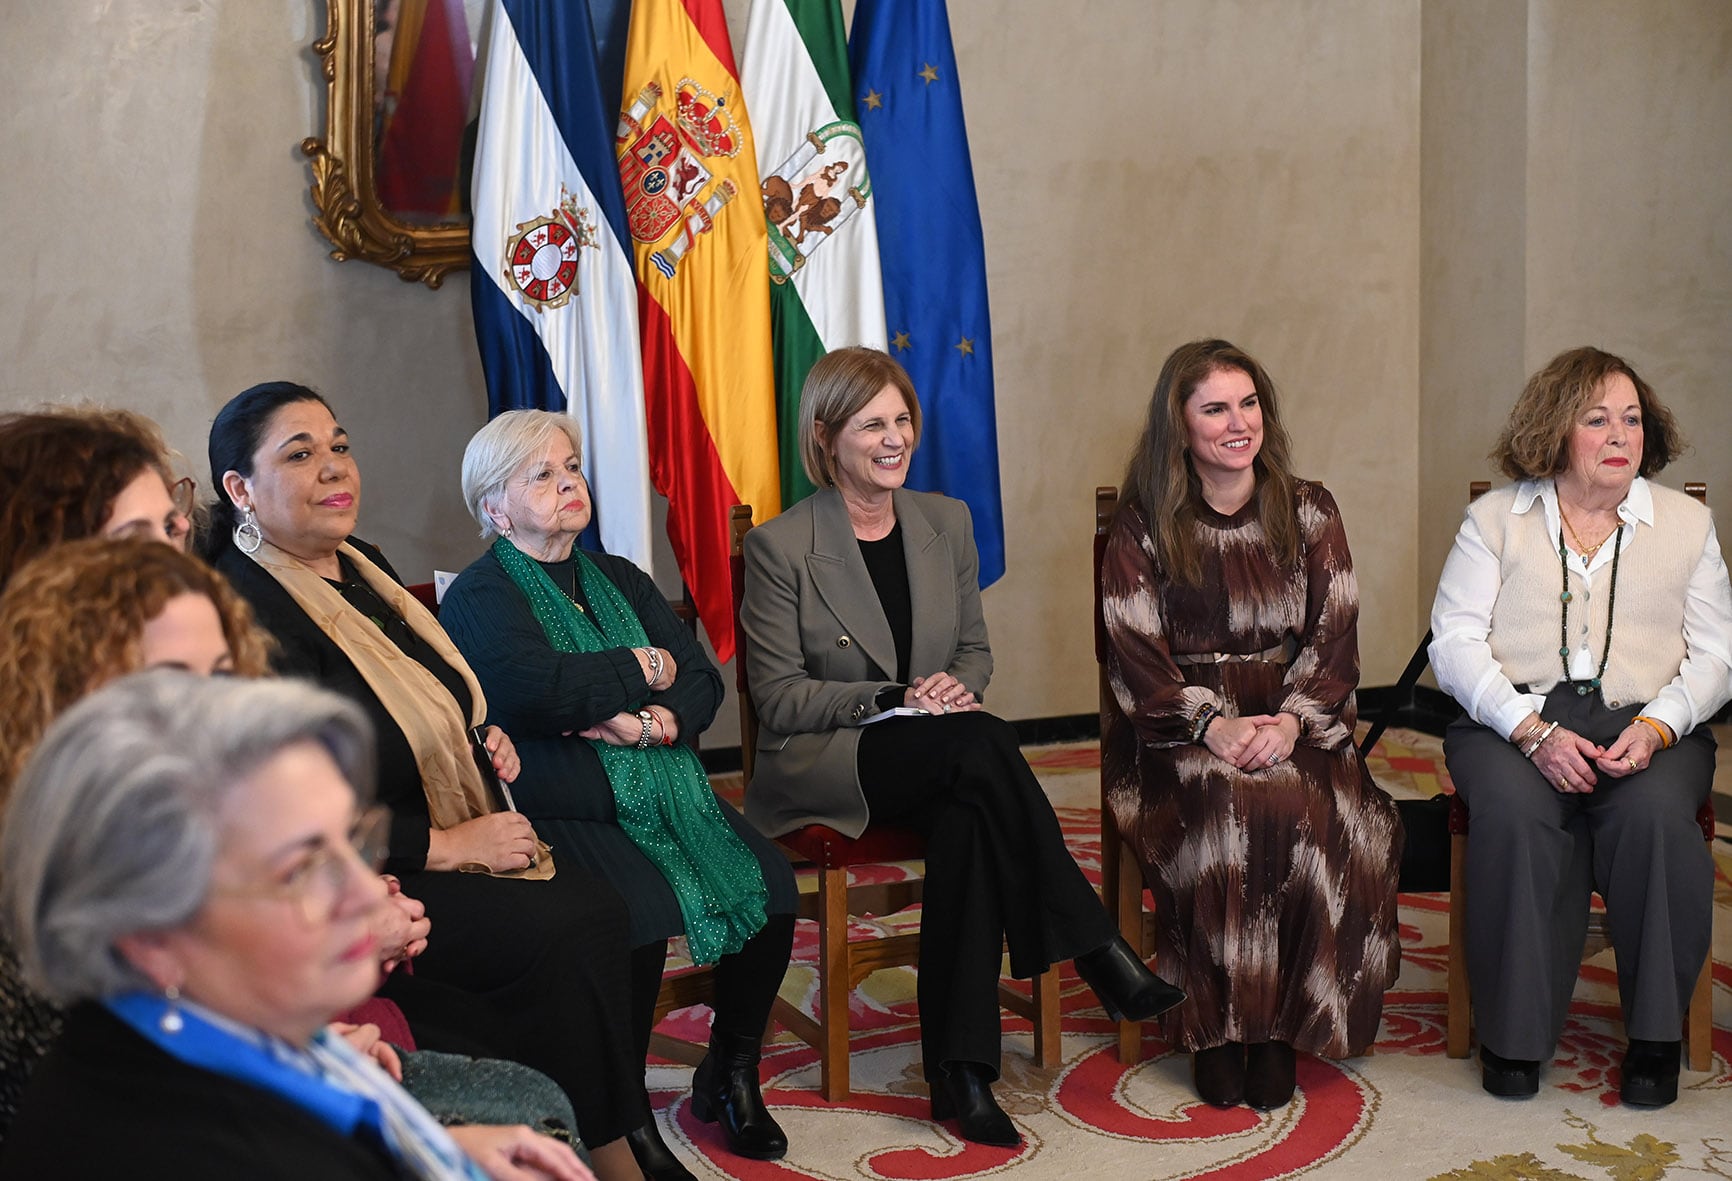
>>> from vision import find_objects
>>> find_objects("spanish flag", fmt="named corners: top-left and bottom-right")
top-left (617, 0), bottom-right (779, 662)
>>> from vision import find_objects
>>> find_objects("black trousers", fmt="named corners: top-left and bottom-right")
top-left (858, 712), bottom-right (1115, 1079)
top-left (385, 866), bottom-right (642, 1146)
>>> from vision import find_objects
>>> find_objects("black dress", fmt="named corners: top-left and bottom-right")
top-left (216, 541), bottom-right (643, 1147)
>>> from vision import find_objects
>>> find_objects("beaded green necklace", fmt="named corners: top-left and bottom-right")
top-left (1557, 521), bottom-right (1622, 696)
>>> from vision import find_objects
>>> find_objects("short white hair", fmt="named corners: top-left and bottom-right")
top-left (460, 410), bottom-right (586, 541)
top-left (0, 670), bottom-right (374, 1005)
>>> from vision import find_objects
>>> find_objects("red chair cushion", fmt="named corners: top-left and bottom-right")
top-left (779, 824), bottom-right (926, 869)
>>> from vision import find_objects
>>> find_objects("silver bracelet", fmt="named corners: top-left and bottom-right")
top-left (641, 646), bottom-right (664, 687)
top-left (1521, 721), bottom-right (1559, 759)
top-left (635, 709), bottom-right (656, 750)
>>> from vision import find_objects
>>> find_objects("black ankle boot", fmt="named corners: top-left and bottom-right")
top-left (1244, 1041), bottom-right (1297, 1110)
top-left (929, 1061), bottom-right (1020, 1148)
top-left (1074, 934), bottom-right (1187, 1022)
top-left (690, 1030), bottom-right (788, 1161)
top-left (625, 1118), bottom-right (698, 1181)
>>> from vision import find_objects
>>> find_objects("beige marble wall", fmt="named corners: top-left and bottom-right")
top-left (2, 1), bottom-right (1723, 742)
top-left (1418, 0), bottom-right (1732, 638)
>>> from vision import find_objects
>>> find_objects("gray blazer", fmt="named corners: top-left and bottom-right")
top-left (740, 487), bottom-right (993, 838)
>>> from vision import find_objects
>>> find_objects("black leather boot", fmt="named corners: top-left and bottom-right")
top-left (625, 1118), bottom-right (698, 1181)
top-left (1192, 1043), bottom-right (1246, 1108)
top-left (690, 1030), bottom-right (788, 1160)
top-left (1074, 934), bottom-right (1187, 1022)
top-left (1244, 1041), bottom-right (1297, 1110)
top-left (929, 1061), bottom-right (1021, 1147)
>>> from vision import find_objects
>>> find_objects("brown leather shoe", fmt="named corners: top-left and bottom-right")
top-left (1192, 1043), bottom-right (1246, 1108)
top-left (1245, 1041), bottom-right (1297, 1110)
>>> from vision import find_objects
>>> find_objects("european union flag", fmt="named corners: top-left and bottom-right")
top-left (849, 0), bottom-right (1005, 586)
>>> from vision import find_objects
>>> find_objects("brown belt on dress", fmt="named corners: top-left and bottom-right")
top-left (1171, 636), bottom-right (1297, 666)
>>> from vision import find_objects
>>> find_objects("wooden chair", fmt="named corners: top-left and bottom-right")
top-left (1443, 481), bottom-right (1716, 1071)
top-left (1092, 486), bottom-right (1157, 1064)
top-left (729, 504), bottom-right (1061, 1102)
top-left (407, 579), bottom-right (725, 1067)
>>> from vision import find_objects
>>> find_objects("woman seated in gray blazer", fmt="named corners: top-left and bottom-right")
top-left (739, 346), bottom-right (1185, 1149)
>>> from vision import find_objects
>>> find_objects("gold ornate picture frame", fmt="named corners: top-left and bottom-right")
top-left (301, 0), bottom-right (472, 288)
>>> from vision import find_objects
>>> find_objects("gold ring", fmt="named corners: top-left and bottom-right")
top-left (1626, 757), bottom-right (1636, 770)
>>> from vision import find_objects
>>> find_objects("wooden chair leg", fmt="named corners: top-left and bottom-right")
top-left (1687, 948), bottom-right (1713, 1072)
top-left (1030, 967), bottom-right (1061, 1066)
top-left (1446, 831), bottom-right (1472, 1059)
top-left (817, 864), bottom-right (851, 1102)
top-left (1113, 832), bottom-right (1146, 1064)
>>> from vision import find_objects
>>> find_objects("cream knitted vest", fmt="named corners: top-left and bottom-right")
top-left (1474, 481), bottom-right (1709, 707)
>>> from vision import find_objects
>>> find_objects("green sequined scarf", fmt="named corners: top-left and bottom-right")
top-left (491, 538), bottom-right (767, 964)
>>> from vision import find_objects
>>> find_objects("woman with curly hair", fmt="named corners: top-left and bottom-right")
top-left (0, 539), bottom-right (270, 791)
top-left (1429, 346), bottom-right (1729, 1106)
top-left (0, 406), bottom-right (197, 590)
top-left (0, 539), bottom-right (273, 1138)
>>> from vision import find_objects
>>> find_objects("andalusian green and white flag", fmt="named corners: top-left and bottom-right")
top-left (742, 0), bottom-right (888, 506)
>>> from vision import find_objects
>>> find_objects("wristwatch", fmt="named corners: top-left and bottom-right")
top-left (635, 709), bottom-right (656, 750)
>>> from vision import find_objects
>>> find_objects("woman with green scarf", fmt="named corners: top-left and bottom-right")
top-left (440, 411), bottom-right (798, 1177)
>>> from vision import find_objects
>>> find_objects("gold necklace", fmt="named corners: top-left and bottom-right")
top-left (1559, 507), bottom-right (1617, 559)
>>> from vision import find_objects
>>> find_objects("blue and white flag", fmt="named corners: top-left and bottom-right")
top-left (470, 0), bottom-right (652, 569)
top-left (849, 0), bottom-right (1004, 586)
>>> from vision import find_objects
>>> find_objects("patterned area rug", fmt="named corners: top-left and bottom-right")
top-left (646, 730), bottom-right (1732, 1180)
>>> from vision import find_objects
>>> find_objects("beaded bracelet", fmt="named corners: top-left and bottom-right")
top-left (1633, 715), bottom-right (1673, 749)
top-left (1190, 704), bottom-right (1222, 745)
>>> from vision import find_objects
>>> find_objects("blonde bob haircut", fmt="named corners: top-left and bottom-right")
top-left (1492, 346), bottom-right (1682, 482)
top-left (797, 347), bottom-right (922, 489)
top-left (461, 409), bottom-right (586, 541)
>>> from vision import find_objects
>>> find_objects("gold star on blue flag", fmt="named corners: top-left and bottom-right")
top-left (850, 0), bottom-right (1004, 585)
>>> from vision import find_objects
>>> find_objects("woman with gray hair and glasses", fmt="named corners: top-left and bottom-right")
top-left (0, 671), bottom-right (589, 1181)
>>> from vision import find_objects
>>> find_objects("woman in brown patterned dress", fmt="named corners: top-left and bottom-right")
top-left (1100, 339), bottom-right (1401, 1111)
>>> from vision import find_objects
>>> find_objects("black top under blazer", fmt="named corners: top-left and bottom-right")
top-left (739, 487), bottom-right (993, 839)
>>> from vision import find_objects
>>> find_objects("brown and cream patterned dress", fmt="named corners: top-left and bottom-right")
top-left (1100, 480), bottom-right (1401, 1057)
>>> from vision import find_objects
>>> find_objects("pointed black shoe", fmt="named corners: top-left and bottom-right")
top-left (690, 1030), bottom-right (788, 1160)
top-left (1244, 1041), bottom-right (1297, 1110)
top-left (929, 1062), bottom-right (1021, 1148)
top-left (1620, 1039), bottom-right (1681, 1108)
top-left (1074, 934), bottom-right (1187, 1022)
top-left (625, 1118), bottom-right (699, 1181)
top-left (1192, 1043), bottom-right (1246, 1108)
top-left (1479, 1045), bottom-right (1541, 1098)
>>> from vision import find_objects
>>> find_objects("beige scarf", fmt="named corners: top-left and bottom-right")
top-left (242, 539), bottom-right (553, 880)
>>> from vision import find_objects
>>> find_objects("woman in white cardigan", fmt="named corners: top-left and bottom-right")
top-left (1429, 346), bottom-right (1732, 1108)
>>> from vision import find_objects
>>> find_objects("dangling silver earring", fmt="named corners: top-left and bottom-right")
top-left (160, 984), bottom-right (184, 1034)
top-left (234, 506), bottom-right (263, 554)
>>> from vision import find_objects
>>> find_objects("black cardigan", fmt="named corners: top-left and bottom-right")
top-left (1, 1004), bottom-right (411, 1180)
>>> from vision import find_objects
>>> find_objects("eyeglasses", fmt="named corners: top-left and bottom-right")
top-left (214, 805), bottom-right (391, 924)
top-left (169, 476), bottom-right (198, 518)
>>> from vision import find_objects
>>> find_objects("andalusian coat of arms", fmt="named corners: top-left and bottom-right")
top-left (616, 78), bottom-right (743, 279)
top-left (760, 122), bottom-right (872, 283)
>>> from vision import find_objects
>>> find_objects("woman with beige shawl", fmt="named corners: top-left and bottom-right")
top-left (205, 382), bottom-right (671, 1181)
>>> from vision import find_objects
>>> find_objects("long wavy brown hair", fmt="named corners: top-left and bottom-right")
top-left (0, 539), bottom-right (272, 793)
top-left (1117, 339), bottom-right (1299, 585)
top-left (0, 407), bottom-right (182, 592)
top-left (1492, 346), bottom-right (1682, 481)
